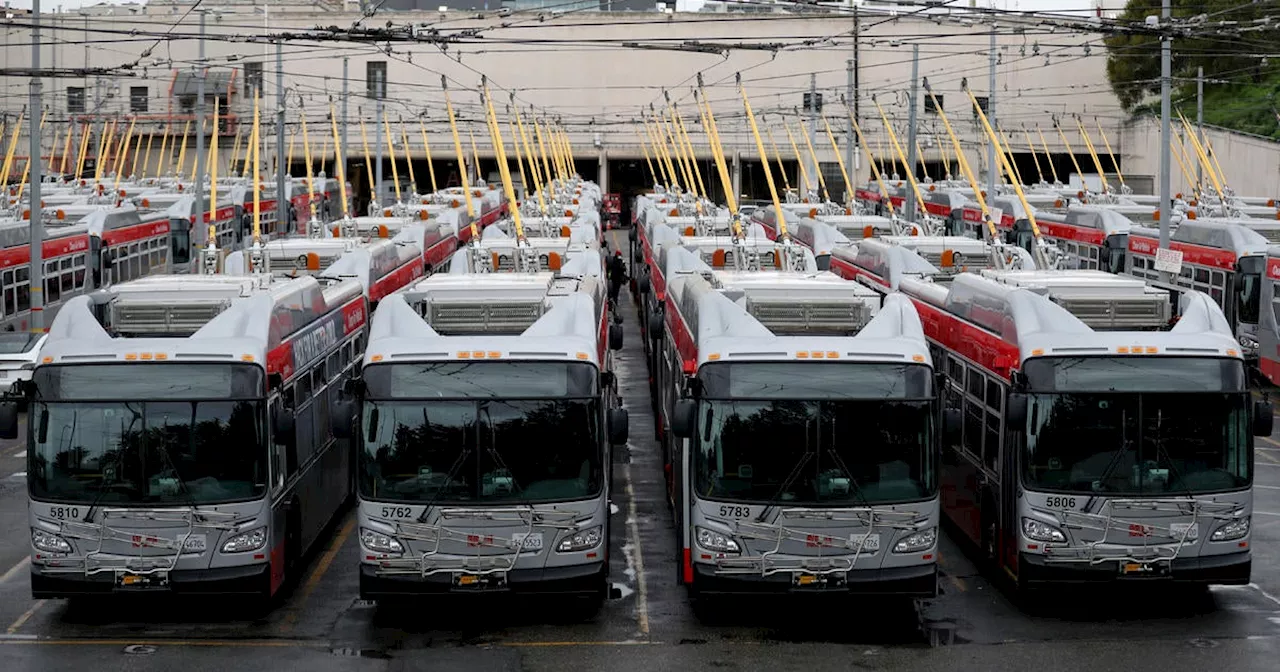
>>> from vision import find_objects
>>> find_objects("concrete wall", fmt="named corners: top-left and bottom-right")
top-left (1120, 118), bottom-right (1280, 198)
top-left (1, 7), bottom-right (1121, 186)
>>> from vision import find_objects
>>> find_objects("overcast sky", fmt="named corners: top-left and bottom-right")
top-left (6, 0), bottom-right (1109, 12)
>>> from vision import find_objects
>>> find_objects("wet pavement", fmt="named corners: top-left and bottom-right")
top-left (0, 229), bottom-right (1277, 671)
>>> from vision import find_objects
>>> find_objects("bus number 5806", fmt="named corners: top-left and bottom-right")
top-left (1044, 497), bottom-right (1077, 509)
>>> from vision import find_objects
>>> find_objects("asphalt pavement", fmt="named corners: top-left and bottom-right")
top-left (0, 229), bottom-right (1277, 671)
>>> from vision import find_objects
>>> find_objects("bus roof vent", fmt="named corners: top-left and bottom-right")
top-left (743, 295), bottom-right (872, 335)
top-left (418, 296), bottom-right (548, 335)
top-left (110, 297), bottom-right (235, 336)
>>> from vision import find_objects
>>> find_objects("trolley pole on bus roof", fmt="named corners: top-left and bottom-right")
top-left (29, 0), bottom-right (44, 333)
top-left (905, 45), bottom-right (920, 222)
top-left (1158, 0), bottom-right (1172, 255)
top-left (276, 39), bottom-right (287, 227)
top-left (986, 24), bottom-right (997, 197)
top-left (194, 10), bottom-right (206, 233)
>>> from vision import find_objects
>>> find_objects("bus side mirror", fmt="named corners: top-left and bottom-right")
top-left (1006, 392), bottom-right (1029, 428)
top-left (942, 407), bottom-right (962, 438)
top-left (609, 323), bottom-right (624, 350)
top-left (0, 402), bottom-right (17, 440)
top-left (671, 399), bottom-right (696, 439)
top-left (815, 254), bottom-right (831, 271)
top-left (1254, 399), bottom-right (1274, 437)
top-left (608, 408), bottom-right (629, 445)
top-left (331, 398), bottom-right (354, 440)
top-left (629, 227), bottom-right (637, 242)
top-left (272, 406), bottom-right (295, 445)
top-left (637, 273), bottom-right (650, 295)
top-left (648, 309), bottom-right (664, 341)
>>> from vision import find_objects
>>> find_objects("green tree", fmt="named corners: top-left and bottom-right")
top-left (1105, 0), bottom-right (1278, 112)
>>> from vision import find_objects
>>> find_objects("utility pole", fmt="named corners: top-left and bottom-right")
top-left (194, 10), bottom-right (206, 230)
top-left (276, 39), bottom-right (286, 228)
top-left (29, 0), bottom-right (44, 333)
top-left (375, 98), bottom-right (384, 204)
top-left (341, 57), bottom-right (349, 181)
top-left (1158, 0), bottom-right (1172, 254)
top-left (846, 59), bottom-right (855, 192)
top-left (853, 3), bottom-right (860, 157)
top-left (986, 24), bottom-right (997, 196)
top-left (808, 72), bottom-right (819, 194)
top-left (1196, 65), bottom-right (1204, 190)
top-left (905, 44), bottom-right (920, 221)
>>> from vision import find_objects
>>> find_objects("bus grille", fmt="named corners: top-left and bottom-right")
top-left (746, 299), bottom-right (871, 335)
top-left (422, 299), bottom-right (546, 334)
top-left (1052, 297), bottom-right (1171, 330)
top-left (111, 300), bottom-right (233, 336)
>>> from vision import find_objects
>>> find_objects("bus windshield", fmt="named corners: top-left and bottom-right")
top-left (28, 364), bottom-right (268, 505)
top-left (1237, 255), bottom-right (1263, 325)
top-left (693, 400), bottom-right (935, 505)
top-left (359, 399), bottom-right (601, 503)
top-left (1104, 234), bottom-right (1128, 274)
top-left (357, 361), bottom-right (603, 504)
top-left (1021, 356), bottom-right (1250, 495)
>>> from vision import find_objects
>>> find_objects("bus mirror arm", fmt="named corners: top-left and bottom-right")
top-left (1253, 399), bottom-right (1274, 437)
top-left (0, 401), bottom-right (17, 440)
top-left (608, 408), bottom-right (629, 445)
top-left (671, 399), bottom-right (696, 439)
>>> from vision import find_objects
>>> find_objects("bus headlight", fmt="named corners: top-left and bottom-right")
top-left (893, 527), bottom-right (937, 553)
top-left (359, 527), bottom-right (404, 554)
top-left (695, 526), bottom-right (740, 553)
top-left (1022, 518), bottom-right (1067, 543)
top-left (1210, 518), bottom-right (1250, 542)
top-left (221, 528), bottom-right (267, 553)
top-left (557, 526), bottom-right (602, 553)
top-left (31, 528), bottom-right (71, 554)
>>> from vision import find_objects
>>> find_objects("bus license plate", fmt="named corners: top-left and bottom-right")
top-left (453, 572), bottom-right (506, 590)
top-left (512, 532), bottom-right (543, 551)
top-left (116, 572), bottom-right (168, 589)
top-left (793, 572), bottom-right (846, 588)
top-left (1120, 561), bottom-right (1168, 576)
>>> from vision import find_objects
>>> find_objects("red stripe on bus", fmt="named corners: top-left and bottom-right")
top-left (0, 234), bottom-right (91, 270)
top-left (266, 296), bottom-right (368, 379)
top-left (424, 235), bottom-right (458, 268)
top-left (666, 298), bottom-right (698, 375)
top-left (1038, 221), bottom-right (1105, 246)
top-left (102, 221), bottom-right (171, 247)
top-left (1267, 257), bottom-right (1280, 281)
top-left (370, 259), bottom-right (424, 303)
top-left (683, 547), bottom-right (694, 584)
top-left (1128, 234), bottom-right (1237, 270)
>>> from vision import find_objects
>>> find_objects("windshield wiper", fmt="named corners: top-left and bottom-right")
top-left (755, 410), bottom-right (815, 523)
top-left (1088, 407), bottom-right (1132, 495)
top-left (82, 403), bottom-right (141, 524)
top-left (415, 407), bottom-right (474, 522)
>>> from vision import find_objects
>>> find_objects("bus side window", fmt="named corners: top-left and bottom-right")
top-left (963, 366), bottom-right (984, 460)
top-left (45, 261), bottom-right (61, 304)
top-left (984, 378), bottom-right (1002, 474)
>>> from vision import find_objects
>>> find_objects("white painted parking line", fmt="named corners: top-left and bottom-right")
top-left (623, 462), bottom-right (650, 638)
top-left (1256, 484), bottom-right (1280, 490)
top-left (6, 472), bottom-right (23, 480)
top-left (1252, 510), bottom-right (1280, 517)
top-left (0, 557), bottom-right (29, 584)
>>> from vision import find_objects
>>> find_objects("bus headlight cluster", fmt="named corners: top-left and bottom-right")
top-left (1022, 518), bottom-right (1067, 543)
top-left (557, 526), bottom-right (602, 553)
top-left (359, 527), bottom-right (404, 554)
top-left (31, 528), bottom-right (71, 554)
top-left (893, 527), bottom-right (937, 553)
top-left (1210, 518), bottom-right (1250, 542)
top-left (221, 528), bottom-right (267, 554)
top-left (695, 526), bottom-right (740, 553)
